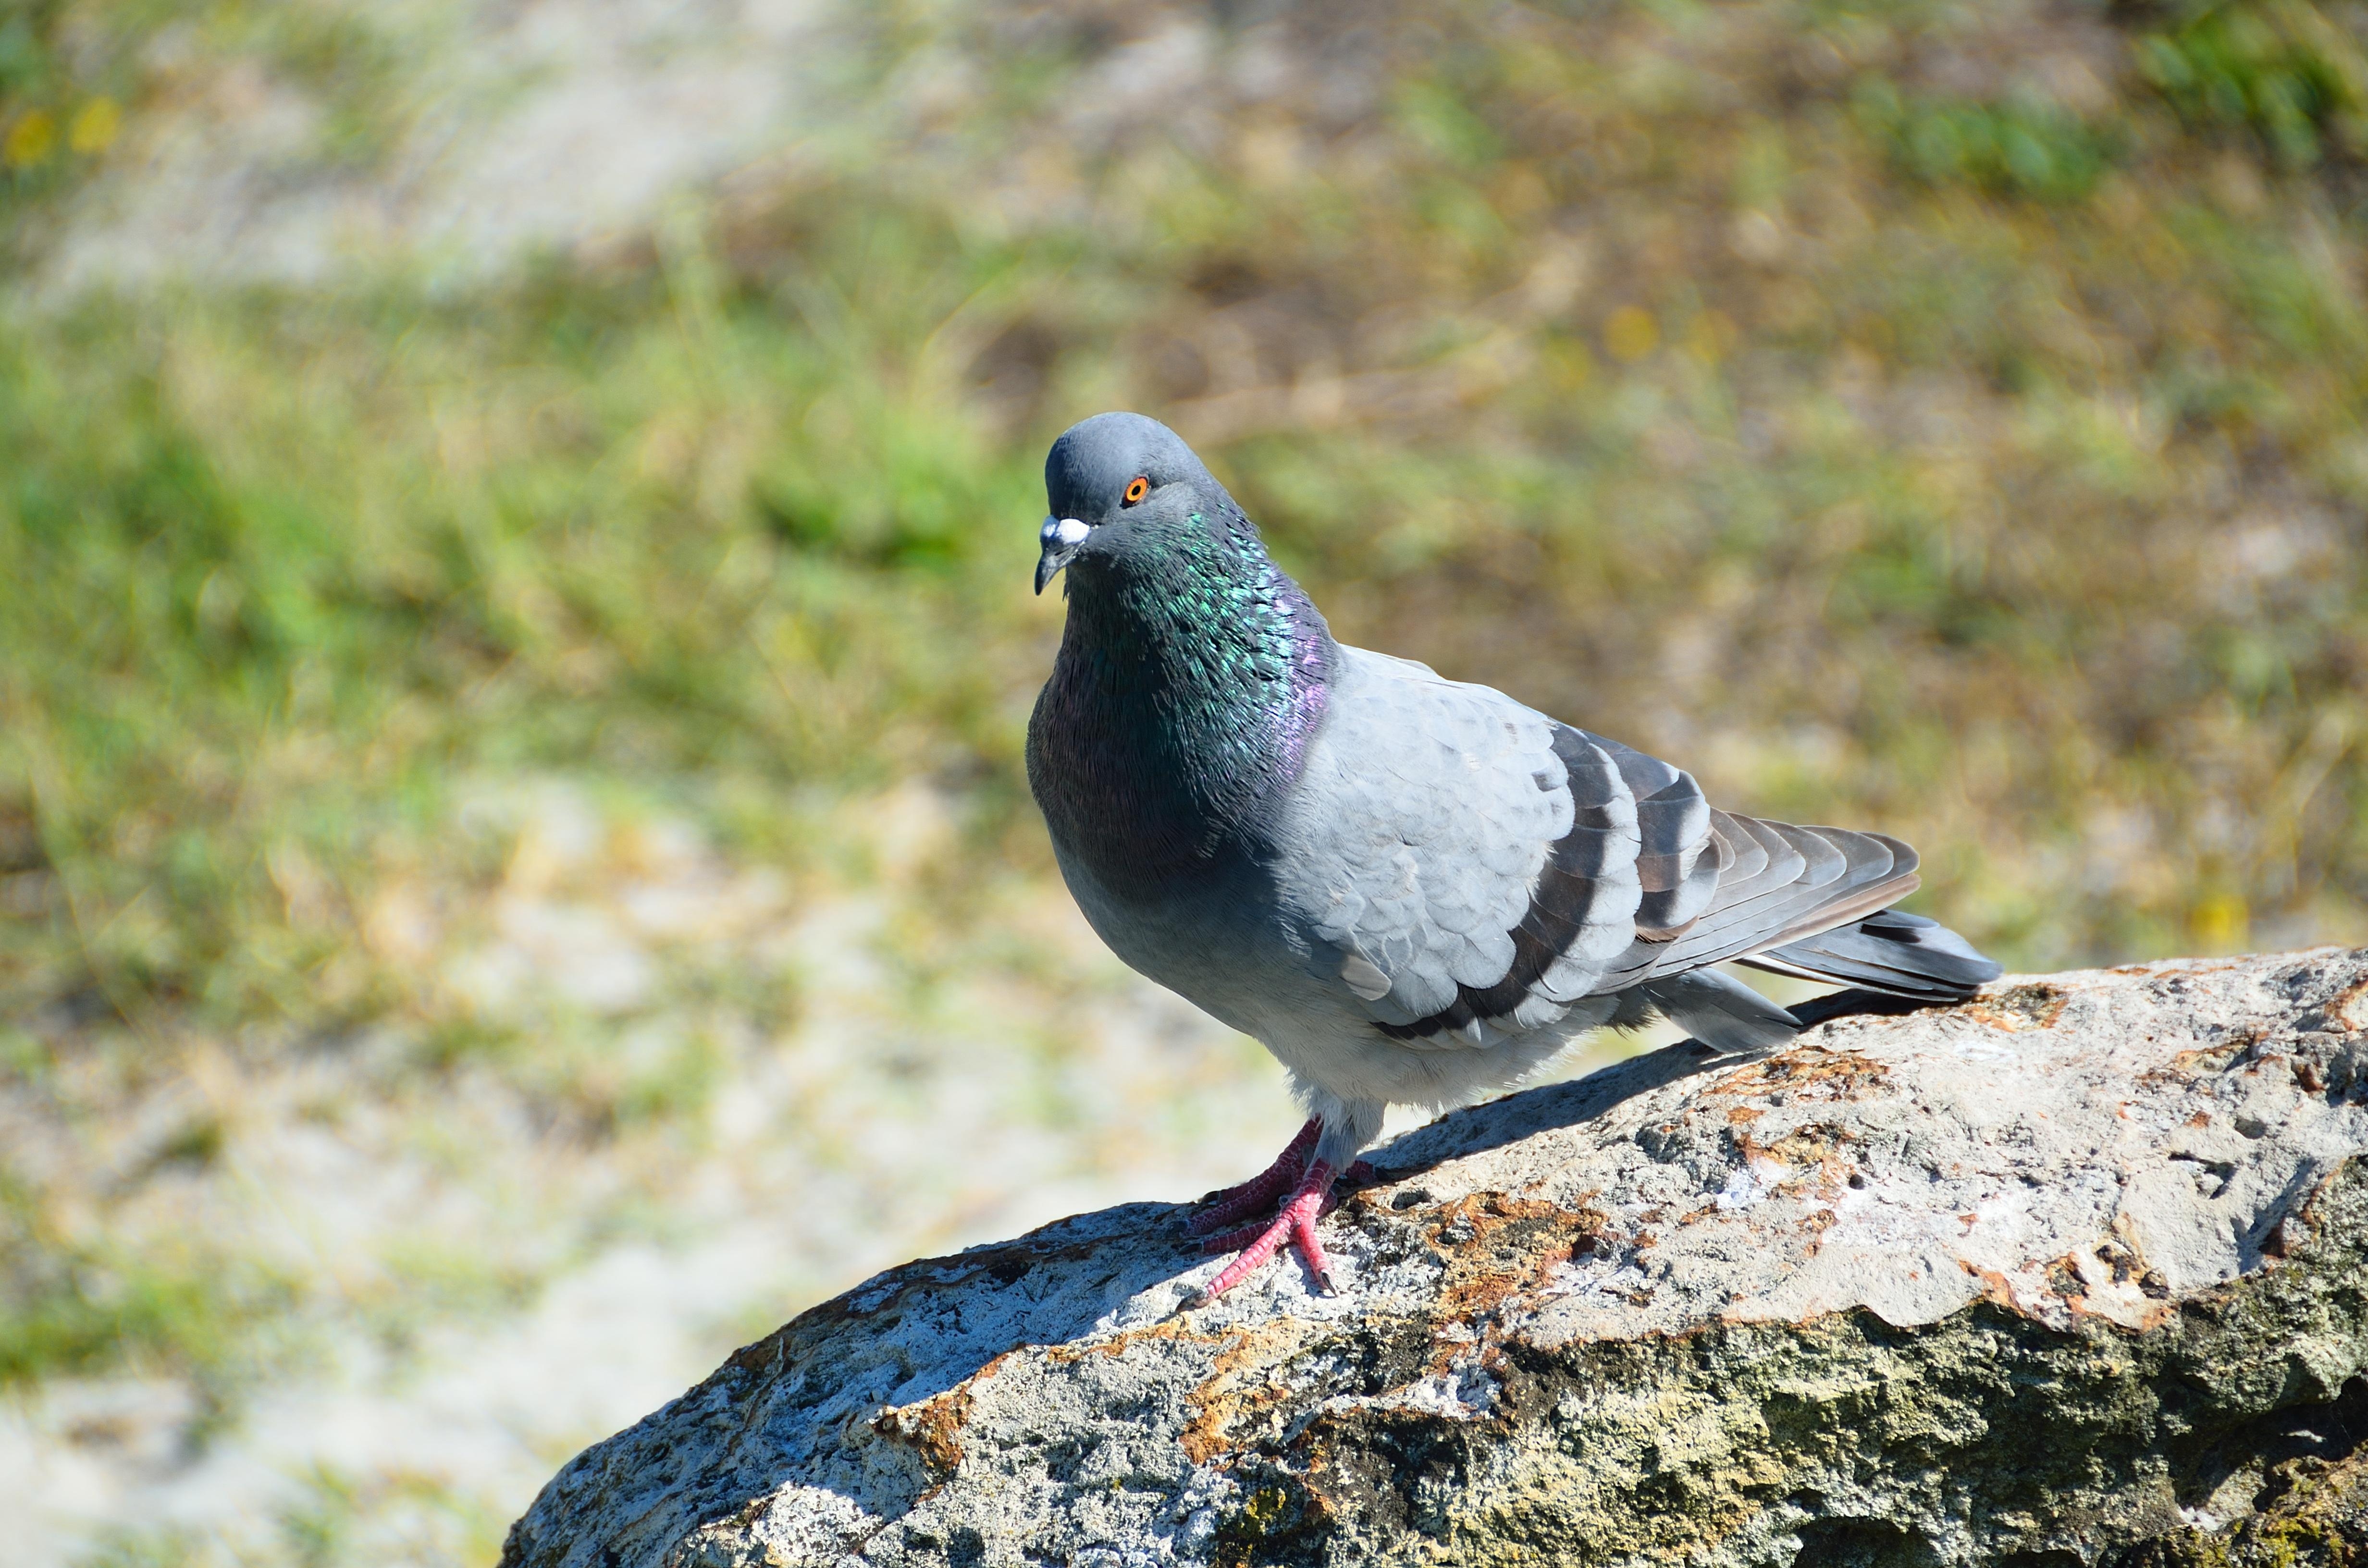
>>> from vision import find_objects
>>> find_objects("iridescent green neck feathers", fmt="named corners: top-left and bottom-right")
top-left (1027, 505), bottom-right (1333, 892)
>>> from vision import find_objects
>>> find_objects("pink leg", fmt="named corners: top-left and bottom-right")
top-left (1187, 1118), bottom-right (1319, 1237)
top-left (1195, 1159), bottom-right (1340, 1299)
top-left (1196, 1156), bottom-right (1381, 1249)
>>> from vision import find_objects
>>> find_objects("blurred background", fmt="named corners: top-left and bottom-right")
top-left (0, 0), bottom-right (2363, 1560)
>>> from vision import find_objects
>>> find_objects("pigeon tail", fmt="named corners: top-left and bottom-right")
top-left (1739, 908), bottom-right (2002, 1002)
top-left (1637, 967), bottom-right (1804, 1054)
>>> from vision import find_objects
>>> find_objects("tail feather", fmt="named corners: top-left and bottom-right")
top-left (1739, 909), bottom-right (2001, 1002)
top-left (1635, 967), bottom-right (1804, 1053)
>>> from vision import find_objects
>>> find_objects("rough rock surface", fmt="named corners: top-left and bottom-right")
top-left (503, 951), bottom-right (2368, 1567)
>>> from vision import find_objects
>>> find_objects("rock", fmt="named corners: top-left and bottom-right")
top-left (502, 951), bottom-right (2368, 1567)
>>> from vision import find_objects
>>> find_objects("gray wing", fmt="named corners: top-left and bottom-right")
top-left (1274, 649), bottom-right (1931, 1050)
top-left (1274, 650), bottom-right (1717, 1047)
top-left (1597, 814), bottom-right (1920, 988)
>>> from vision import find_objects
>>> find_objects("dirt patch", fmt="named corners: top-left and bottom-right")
top-left (1964, 984), bottom-right (2069, 1032)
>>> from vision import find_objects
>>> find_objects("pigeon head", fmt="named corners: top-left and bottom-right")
top-left (1035, 412), bottom-right (1227, 594)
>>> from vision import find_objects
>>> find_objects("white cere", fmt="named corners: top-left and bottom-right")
top-left (1042, 516), bottom-right (1092, 547)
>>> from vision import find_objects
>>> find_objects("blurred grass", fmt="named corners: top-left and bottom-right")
top-left (0, 258), bottom-right (1043, 1032)
top-left (1, 0), bottom-right (2365, 1400)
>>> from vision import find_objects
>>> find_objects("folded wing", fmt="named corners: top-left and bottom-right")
top-left (1276, 649), bottom-right (1991, 1052)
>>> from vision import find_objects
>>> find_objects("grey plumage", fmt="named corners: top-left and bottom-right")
top-left (1025, 412), bottom-right (2002, 1280)
top-left (1259, 649), bottom-right (1972, 1084)
top-left (1747, 908), bottom-right (2003, 1001)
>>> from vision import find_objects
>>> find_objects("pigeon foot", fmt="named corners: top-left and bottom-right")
top-left (1188, 1118), bottom-right (1320, 1236)
top-left (1187, 1120), bottom-right (1381, 1239)
top-left (1184, 1119), bottom-right (1385, 1301)
top-left (1194, 1158), bottom-right (1340, 1300)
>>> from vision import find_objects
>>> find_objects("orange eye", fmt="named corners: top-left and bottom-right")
top-left (1123, 476), bottom-right (1149, 505)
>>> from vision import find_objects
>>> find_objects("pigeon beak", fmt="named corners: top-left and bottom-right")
top-left (1035, 515), bottom-right (1091, 595)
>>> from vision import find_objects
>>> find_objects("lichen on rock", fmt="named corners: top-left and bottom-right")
top-left (502, 951), bottom-right (2368, 1567)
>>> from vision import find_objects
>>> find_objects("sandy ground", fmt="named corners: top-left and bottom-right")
top-left (44, 0), bottom-right (842, 292)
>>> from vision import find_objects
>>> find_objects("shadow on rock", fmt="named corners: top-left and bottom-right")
top-left (1368, 987), bottom-right (1927, 1177)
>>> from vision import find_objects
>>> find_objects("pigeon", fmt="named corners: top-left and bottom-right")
top-left (1025, 411), bottom-right (2001, 1300)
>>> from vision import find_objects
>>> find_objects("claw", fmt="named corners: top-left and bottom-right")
top-left (1183, 1115), bottom-right (1373, 1302)
top-left (1202, 1170), bottom-right (1358, 1255)
top-left (1194, 1158), bottom-right (1339, 1301)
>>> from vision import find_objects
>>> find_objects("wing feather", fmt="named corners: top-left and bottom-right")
top-left (1646, 823), bottom-right (1914, 974)
top-left (1579, 732), bottom-right (1714, 931)
top-left (1273, 649), bottom-right (1959, 1050)
top-left (1277, 651), bottom-right (1646, 1045)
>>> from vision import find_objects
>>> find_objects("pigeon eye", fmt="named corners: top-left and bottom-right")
top-left (1123, 476), bottom-right (1149, 506)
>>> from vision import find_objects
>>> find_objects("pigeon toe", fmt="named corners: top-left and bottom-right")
top-left (1195, 1158), bottom-right (1341, 1301)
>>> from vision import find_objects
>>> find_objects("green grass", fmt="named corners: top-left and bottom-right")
top-left (0, 246), bottom-right (1048, 1029)
top-left (1, 0), bottom-right (2366, 1396)
top-left (0, 1159), bottom-right (286, 1387)
top-left (2138, 0), bottom-right (2368, 167)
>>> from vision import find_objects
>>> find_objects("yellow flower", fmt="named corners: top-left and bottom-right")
top-left (68, 98), bottom-right (121, 156)
top-left (3, 109), bottom-right (56, 169)
top-left (2190, 894), bottom-right (2248, 951)
top-left (1603, 304), bottom-right (1659, 363)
